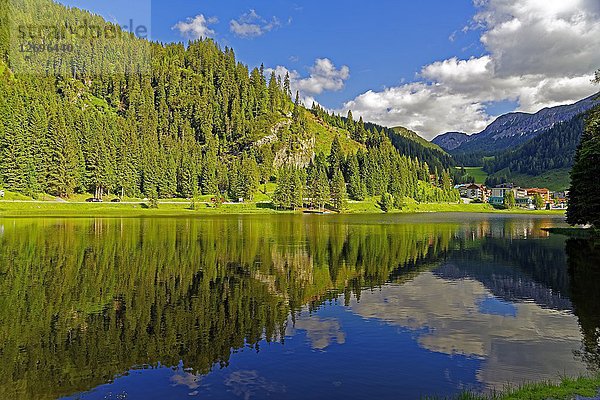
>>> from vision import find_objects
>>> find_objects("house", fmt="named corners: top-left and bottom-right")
top-left (552, 191), bottom-right (569, 209)
top-left (527, 188), bottom-right (551, 203)
top-left (488, 183), bottom-right (516, 206)
top-left (516, 196), bottom-right (533, 208)
top-left (459, 184), bottom-right (488, 202)
top-left (488, 184), bottom-right (533, 208)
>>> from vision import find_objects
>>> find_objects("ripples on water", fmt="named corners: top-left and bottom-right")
top-left (0, 214), bottom-right (598, 399)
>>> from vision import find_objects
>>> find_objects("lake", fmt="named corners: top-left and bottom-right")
top-left (0, 214), bottom-right (598, 399)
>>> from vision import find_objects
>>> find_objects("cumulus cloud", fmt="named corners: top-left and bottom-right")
top-left (230, 9), bottom-right (281, 38)
top-left (267, 58), bottom-right (350, 106)
top-left (342, 0), bottom-right (600, 139)
top-left (172, 14), bottom-right (218, 39)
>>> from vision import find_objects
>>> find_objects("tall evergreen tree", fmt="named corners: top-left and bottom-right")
top-left (330, 168), bottom-right (347, 212)
top-left (346, 153), bottom-right (365, 200)
top-left (328, 136), bottom-right (344, 178)
top-left (567, 104), bottom-right (600, 227)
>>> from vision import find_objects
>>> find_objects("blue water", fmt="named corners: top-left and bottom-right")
top-left (71, 301), bottom-right (484, 400)
top-left (1, 214), bottom-right (596, 400)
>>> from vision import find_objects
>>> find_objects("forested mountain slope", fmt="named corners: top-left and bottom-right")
top-left (483, 117), bottom-right (583, 177)
top-left (0, 0), bottom-right (458, 205)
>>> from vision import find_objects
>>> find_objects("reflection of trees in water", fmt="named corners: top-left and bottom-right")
top-left (567, 238), bottom-right (600, 371)
top-left (1, 217), bottom-right (591, 400)
top-left (0, 218), bottom-right (455, 400)
top-left (436, 236), bottom-right (573, 311)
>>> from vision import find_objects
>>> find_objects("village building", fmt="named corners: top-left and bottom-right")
top-left (458, 183), bottom-right (488, 202)
top-left (488, 184), bottom-right (550, 209)
top-left (527, 188), bottom-right (551, 203)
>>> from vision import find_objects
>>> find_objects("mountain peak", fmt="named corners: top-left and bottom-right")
top-left (432, 93), bottom-right (600, 153)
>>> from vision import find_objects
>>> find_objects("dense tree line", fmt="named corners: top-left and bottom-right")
top-left (0, 0), bottom-right (457, 206)
top-left (273, 134), bottom-right (459, 211)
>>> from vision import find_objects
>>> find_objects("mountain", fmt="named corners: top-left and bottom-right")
top-left (481, 115), bottom-right (586, 190)
top-left (431, 132), bottom-right (470, 151)
top-left (433, 93), bottom-right (600, 155)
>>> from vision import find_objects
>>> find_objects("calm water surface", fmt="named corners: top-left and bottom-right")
top-left (0, 213), bottom-right (598, 399)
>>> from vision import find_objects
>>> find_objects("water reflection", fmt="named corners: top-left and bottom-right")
top-left (567, 238), bottom-right (600, 372)
top-left (350, 273), bottom-right (584, 388)
top-left (0, 215), bottom-right (596, 399)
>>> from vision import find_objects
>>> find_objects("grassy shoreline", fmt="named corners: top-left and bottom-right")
top-left (446, 374), bottom-right (600, 400)
top-left (0, 199), bottom-right (567, 217)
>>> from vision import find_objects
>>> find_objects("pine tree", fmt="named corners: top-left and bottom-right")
top-left (241, 155), bottom-right (260, 200)
top-left (201, 136), bottom-right (219, 195)
top-left (346, 154), bottom-right (365, 200)
top-left (46, 113), bottom-right (81, 197)
top-left (328, 136), bottom-right (344, 178)
top-left (330, 168), bottom-right (347, 212)
top-left (273, 167), bottom-right (291, 209)
top-left (307, 161), bottom-right (330, 211)
top-left (567, 104), bottom-right (600, 227)
top-left (380, 192), bottom-right (393, 212)
top-left (283, 72), bottom-right (292, 100)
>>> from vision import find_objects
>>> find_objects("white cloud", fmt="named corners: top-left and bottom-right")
top-left (172, 15), bottom-right (218, 39)
top-left (267, 59), bottom-right (350, 106)
top-left (230, 9), bottom-right (281, 38)
top-left (341, 0), bottom-right (600, 139)
top-left (296, 58), bottom-right (350, 95)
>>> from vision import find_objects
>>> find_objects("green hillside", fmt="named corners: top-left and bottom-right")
top-left (392, 126), bottom-right (446, 152)
top-left (0, 0), bottom-right (458, 208)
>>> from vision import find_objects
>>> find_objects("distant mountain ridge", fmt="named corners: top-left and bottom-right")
top-left (432, 93), bottom-right (600, 154)
top-left (430, 132), bottom-right (469, 151)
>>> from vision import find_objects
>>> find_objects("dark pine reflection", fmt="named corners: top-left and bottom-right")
top-left (567, 238), bottom-right (600, 371)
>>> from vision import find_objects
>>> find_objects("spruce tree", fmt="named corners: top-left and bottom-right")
top-left (330, 168), bottom-right (347, 212)
top-left (313, 168), bottom-right (330, 211)
top-left (567, 104), bottom-right (600, 227)
top-left (201, 136), bottom-right (219, 195)
top-left (346, 154), bottom-right (365, 200)
top-left (380, 192), bottom-right (393, 212)
top-left (328, 136), bottom-right (344, 178)
top-left (46, 112), bottom-right (80, 197)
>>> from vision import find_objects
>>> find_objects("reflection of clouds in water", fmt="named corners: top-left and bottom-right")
top-left (287, 316), bottom-right (346, 350)
top-left (224, 370), bottom-right (285, 400)
top-left (351, 272), bottom-right (586, 389)
top-left (170, 371), bottom-right (201, 389)
top-left (170, 371), bottom-right (202, 396)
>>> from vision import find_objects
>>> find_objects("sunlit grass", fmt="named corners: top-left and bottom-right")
top-left (425, 374), bottom-right (600, 400)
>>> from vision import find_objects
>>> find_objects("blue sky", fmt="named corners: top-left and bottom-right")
top-left (55, 0), bottom-right (600, 138)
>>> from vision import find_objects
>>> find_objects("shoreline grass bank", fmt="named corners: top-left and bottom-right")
top-left (0, 199), bottom-right (567, 218)
top-left (442, 374), bottom-right (600, 400)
